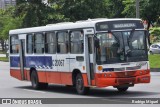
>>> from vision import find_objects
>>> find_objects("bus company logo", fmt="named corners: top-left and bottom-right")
top-left (1, 99), bottom-right (42, 104)
top-left (2, 99), bottom-right (11, 104)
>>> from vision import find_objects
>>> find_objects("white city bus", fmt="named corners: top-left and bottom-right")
top-left (9, 18), bottom-right (150, 94)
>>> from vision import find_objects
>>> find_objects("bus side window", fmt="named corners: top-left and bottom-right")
top-left (27, 34), bottom-right (34, 54)
top-left (45, 32), bottom-right (56, 54)
top-left (34, 33), bottom-right (44, 54)
top-left (57, 32), bottom-right (69, 54)
top-left (10, 35), bottom-right (19, 54)
top-left (70, 31), bottom-right (84, 54)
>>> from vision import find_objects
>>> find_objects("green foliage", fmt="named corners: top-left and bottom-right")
top-left (122, 0), bottom-right (149, 18)
top-left (150, 27), bottom-right (160, 43)
top-left (149, 55), bottom-right (160, 68)
top-left (122, 0), bottom-right (135, 18)
top-left (0, 7), bottom-right (23, 40)
top-left (50, 0), bottom-right (108, 21)
top-left (48, 0), bottom-right (126, 21)
top-left (107, 0), bottom-right (125, 18)
top-left (0, 57), bottom-right (9, 62)
top-left (0, 0), bottom-right (160, 41)
top-left (15, 0), bottom-right (68, 27)
top-left (142, 0), bottom-right (160, 22)
top-left (0, 50), bottom-right (6, 54)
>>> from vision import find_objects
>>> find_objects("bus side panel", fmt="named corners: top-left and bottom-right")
top-left (46, 72), bottom-right (61, 84)
top-left (24, 69), bottom-right (28, 80)
top-left (37, 71), bottom-right (47, 83)
top-left (25, 56), bottom-right (49, 82)
top-left (10, 69), bottom-right (22, 80)
top-left (82, 73), bottom-right (89, 87)
top-left (10, 56), bottom-right (22, 80)
top-left (25, 70), bottom-right (30, 81)
top-left (61, 72), bottom-right (72, 85)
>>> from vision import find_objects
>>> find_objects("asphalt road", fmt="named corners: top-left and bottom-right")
top-left (0, 61), bottom-right (160, 107)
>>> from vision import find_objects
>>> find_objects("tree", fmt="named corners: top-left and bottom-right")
top-left (106, 0), bottom-right (125, 18)
top-left (0, 7), bottom-right (23, 51)
top-left (122, 0), bottom-right (160, 29)
top-left (15, 0), bottom-right (68, 27)
top-left (141, 0), bottom-right (160, 29)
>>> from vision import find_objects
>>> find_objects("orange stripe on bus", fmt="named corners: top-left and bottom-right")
top-left (10, 69), bottom-right (90, 86)
top-left (60, 72), bottom-right (72, 85)
top-left (37, 71), bottom-right (47, 83)
top-left (46, 72), bottom-right (61, 84)
top-left (82, 74), bottom-right (88, 87)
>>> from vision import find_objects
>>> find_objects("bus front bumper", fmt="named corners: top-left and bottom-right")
top-left (96, 73), bottom-right (150, 87)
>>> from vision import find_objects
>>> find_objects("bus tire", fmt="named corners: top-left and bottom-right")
top-left (75, 73), bottom-right (89, 95)
top-left (30, 70), bottom-right (48, 90)
top-left (117, 87), bottom-right (129, 92)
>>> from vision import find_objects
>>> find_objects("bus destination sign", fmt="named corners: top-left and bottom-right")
top-left (113, 23), bottom-right (136, 29)
top-left (96, 20), bottom-right (144, 31)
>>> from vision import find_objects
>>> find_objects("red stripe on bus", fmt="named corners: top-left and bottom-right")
top-left (10, 69), bottom-right (22, 80)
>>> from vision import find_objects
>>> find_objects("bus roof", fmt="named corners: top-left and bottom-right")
top-left (9, 18), bottom-right (142, 35)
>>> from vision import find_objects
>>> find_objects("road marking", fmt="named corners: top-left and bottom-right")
top-left (23, 89), bottom-right (46, 94)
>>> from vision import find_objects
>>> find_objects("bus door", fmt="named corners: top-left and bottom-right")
top-left (18, 34), bottom-right (26, 80)
top-left (84, 29), bottom-right (95, 86)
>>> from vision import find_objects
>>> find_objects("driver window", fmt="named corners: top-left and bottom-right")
top-left (97, 33), bottom-right (119, 61)
top-left (131, 31), bottom-right (145, 50)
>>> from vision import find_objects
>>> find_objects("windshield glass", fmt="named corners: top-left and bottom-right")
top-left (96, 31), bottom-right (148, 64)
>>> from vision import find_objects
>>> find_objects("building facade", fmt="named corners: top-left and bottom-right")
top-left (0, 0), bottom-right (16, 9)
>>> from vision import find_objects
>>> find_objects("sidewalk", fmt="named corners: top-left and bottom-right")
top-left (0, 54), bottom-right (6, 57)
top-left (151, 72), bottom-right (160, 76)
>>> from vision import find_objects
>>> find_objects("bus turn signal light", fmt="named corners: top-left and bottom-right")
top-left (97, 66), bottom-right (103, 71)
top-left (83, 66), bottom-right (85, 70)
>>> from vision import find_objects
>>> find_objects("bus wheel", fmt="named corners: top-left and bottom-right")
top-left (75, 73), bottom-right (89, 95)
top-left (31, 70), bottom-right (48, 90)
top-left (117, 87), bottom-right (129, 92)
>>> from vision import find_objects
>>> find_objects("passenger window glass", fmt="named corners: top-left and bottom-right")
top-left (27, 34), bottom-right (34, 54)
top-left (10, 35), bottom-right (19, 54)
top-left (34, 33), bottom-right (44, 54)
top-left (45, 32), bottom-right (56, 54)
top-left (57, 32), bottom-right (69, 53)
top-left (70, 31), bottom-right (84, 54)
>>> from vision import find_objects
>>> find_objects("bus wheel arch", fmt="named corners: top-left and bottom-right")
top-left (30, 67), bottom-right (48, 90)
top-left (72, 69), bottom-right (89, 95)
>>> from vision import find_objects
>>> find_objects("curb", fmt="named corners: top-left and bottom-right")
top-left (150, 68), bottom-right (160, 72)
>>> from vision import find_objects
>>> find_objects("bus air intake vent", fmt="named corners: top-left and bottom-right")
top-left (126, 66), bottom-right (141, 70)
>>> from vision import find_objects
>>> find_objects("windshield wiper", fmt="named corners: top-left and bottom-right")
top-left (125, 29), bottom-right (136, 56)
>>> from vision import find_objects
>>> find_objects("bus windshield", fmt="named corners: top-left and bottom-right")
top-left (96, 30), bottom-right (148, 64)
